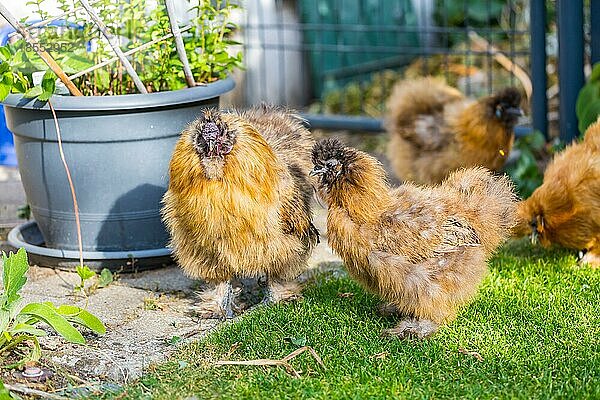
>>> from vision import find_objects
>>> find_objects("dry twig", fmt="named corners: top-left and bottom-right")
top-left (164, 0), bottom-right (195, 87)
top-left (468, 30), bottom-right (532, 101)
top-left (4, 383), bottom-right (69, 400)
top-left (458, 347), bottom-right (484, 362)
top-left (215, 346), bottom-right (325, 378)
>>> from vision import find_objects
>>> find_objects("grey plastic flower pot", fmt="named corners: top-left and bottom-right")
top-left (2, 78), bottom-right (234, 270)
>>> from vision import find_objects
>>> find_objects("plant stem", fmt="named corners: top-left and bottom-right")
top-left (48, 100), bottom-right (84, 268)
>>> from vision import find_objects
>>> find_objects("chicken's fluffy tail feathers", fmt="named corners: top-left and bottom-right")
top-left (443, 167), bottom-right (518, 254)
top-left (384, 77), bottom-right (463, 137)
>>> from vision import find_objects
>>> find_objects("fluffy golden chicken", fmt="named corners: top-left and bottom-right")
top-left (385, 77), bottom-right (523, 184)
top-left (311, 139), bottom-right (517, 338)
top-left (162, 106), bottom-right (319, 318)
top-left (514, 119), bottom-right (600, 267)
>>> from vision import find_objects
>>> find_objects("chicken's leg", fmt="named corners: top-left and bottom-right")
top-left (197, 280), bottom-right (237, 319)
top-left (218, 280), bottom-right (236, 319)
top-left (262, 277), bottom-right (302, 305)
top-left (381, 318), bottom-right (439, 339)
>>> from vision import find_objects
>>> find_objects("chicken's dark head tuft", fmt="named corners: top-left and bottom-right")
top-left (310, 138), bottom-right (358, 188)
top-left (192, 110), bottom-right (236, 159)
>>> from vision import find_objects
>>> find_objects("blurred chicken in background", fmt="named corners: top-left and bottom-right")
top-left (386, 77), bottom-right (523, 184)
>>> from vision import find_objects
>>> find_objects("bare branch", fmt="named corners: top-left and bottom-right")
top-left (164, 0), bottom-right (196, 87)
top-left (68, 26), bottom-right (192, 80)
top-left (468, 30), bottom-right (532, 100)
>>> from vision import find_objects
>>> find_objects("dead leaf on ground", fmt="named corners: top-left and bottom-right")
top-left (337, 292), bottom-right (355, 298)
top-left (458, 348), bottom-right (484, 362)
top-left (225, 342), bottom-right (241, 358)
top-left (370, 351), bottom-right (389, 360)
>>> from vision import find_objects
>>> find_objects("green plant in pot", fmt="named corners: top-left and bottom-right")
top-left (0, 0), bottom-right (242, 271)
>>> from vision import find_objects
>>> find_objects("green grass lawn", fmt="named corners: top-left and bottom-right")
top-left (109, 240), bottom-right (599, 399)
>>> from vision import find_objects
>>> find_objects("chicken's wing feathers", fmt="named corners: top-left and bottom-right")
top-left (433, 217), bottom-right (481, 255)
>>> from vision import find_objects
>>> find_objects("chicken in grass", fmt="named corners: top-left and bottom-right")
top-left (311, 139), bottom-right (517, 338)
top-left (514, 119), bottom-right (600, 267)
top-left (162, 106), bottom-right (319, 318)
top-left (385, 77), bottom-right (523, 184)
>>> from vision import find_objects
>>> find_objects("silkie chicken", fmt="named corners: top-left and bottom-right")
top-left (514, 119), bottom-right (600, 267)
top-left (311, 139), bottom-right (517, 338)
top-left (385, 77), bottom-right (523, 184)
top-left (162, 105), bottom-right (319, 318)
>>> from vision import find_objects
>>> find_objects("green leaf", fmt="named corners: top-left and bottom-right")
top-left (0, 380), bottom-right (11, 400)
top-left (1, 249), bottom-right (29, 308)
top-left (18, 303), bottom-right (85, 344)
top-left (0, 63), bottom-right (9, 75)
top-left (590, 62), bottom-right (600, 83)
top-left (37, 91), bottom-right (52, 102)
top-left (76, 265), bottom-right (96, 281)
top-left (0, 47), bottom-right (11, 62)
top-left (56, 304), bottom-right (106, 335)
top-left (23, 54), bottom-right (47, 72)
top-left (37, 70), bottom-right (56, 102)
top-left (27, 336), bottom-right (42, 364)
top-left (576, 84), bottom-right (599, 120)
top-left (10, 323), bottom-right (47, 337)
top-left (0, 82), bottom-right (10, 102)
top-left (13, 73), bottom-right (29, 93)
top-left (16, 205), bottom-right (30, 221)
top-left (168, 335), bottom-right (182, 345)
top-left (9, 50), bottom-right (26, 69)
top-left (0, 72), bottom-right (13, 86)
top-left (22, 85), bottom-right (43, 99)
top-left (525, 130), bottom-right (546, 152)
top-left (0, 73), bottom-right (14, 100)
top-left (60, 53), bottom-right (94, 75)
top-left (285, 336), bottom-right (307, 347)
top-left (0, 310), bottom-right (9, 333)
top-left (97, 269), bottom-right (113, 288)
top-left (578, 100), bottom-right (600, 134)
top-left (95, 69), bottom-right (110, 90)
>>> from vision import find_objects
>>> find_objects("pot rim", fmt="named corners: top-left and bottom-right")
top-left (8, 221), bottom-right (172, 260)
top-left (1, 76), bottom-right (234, 112)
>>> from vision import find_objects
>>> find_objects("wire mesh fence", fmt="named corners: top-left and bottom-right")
top-left (233, 0), bottom-right (532, 122)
